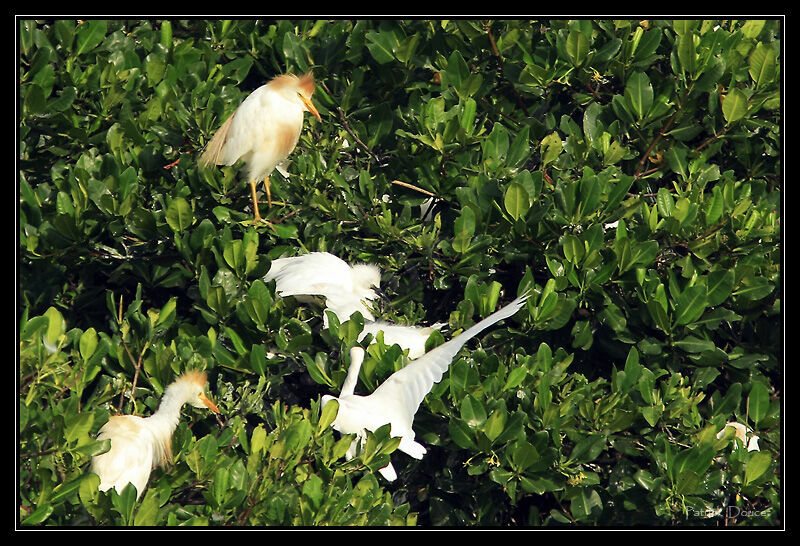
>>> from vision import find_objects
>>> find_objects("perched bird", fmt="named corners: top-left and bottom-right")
top-left (90, 371), bottom-right (220, 499)
top-left (321, 291), bottom-right (529, 481)
top-left (264, 252), bottom-right (382, 324)
top-left (200, 71), bottom-right (321, 223)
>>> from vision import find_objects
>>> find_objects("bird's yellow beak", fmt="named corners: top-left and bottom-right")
top-left (198, 392), bottom-right (220, 414)
top-left (299, 94), bottom-right (321, 121)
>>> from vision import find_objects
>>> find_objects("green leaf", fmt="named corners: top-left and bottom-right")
top-left (78, 327), bottom-right (98, 363)
top-left (484, 123), bottom-right (510, 167)
top-left (722, 88), bottom-right (748, 124)
top-left (446, 50), bottom-right (470, 91)
top-left (540, 132), bottom-right (562, 167)
top-left (656, 187), bottom-right (674, 218)
top-left (674, 285), bottom-right (707, 326)
top-left (565, 29), bottom-right (589, 67)
top-left (504, 182), bottom-right (530, 221)
top-left (570, 488), bottom-right (602, 521)
top-left (749, 42), bottom-right (778, 90)
top-left (744, 451), bottom-right (772, 485)
top-left (510, 440), bottom-right (540, 472)
top-left (677, 33), bottom-right (697, 77)
top-left (568, 434), bottom-right (605, 465)
top-left (673, 335), bottom-right (715, 353)
top-left (664, 145), bottom-right (689, 181)
top-left (75, 20), bottom-right (107, 56)
top-left (133, 490), bottom-right (160, 526)
top-left (507, 125), bottom-right (531, 168)
top-left (641, 405), bottom-right (663, 427)
top-left (706, 269), bottom-right (734, 307)
top-left (365, 30), bottom-right (397, 64)
top-left (44, 306), bottom-right (65, 348)
top-left (110, 484), bottom-right (138, 524)
top-left (460, 394), bottom-right (487, 427)
top-left (675, 469), bottom-right (700, 495)
top-left (21, 503), bottom-right (54, 525)
top-left (448, 418), bottom-right (476, 450)
top-left (672, 20), bottom-right (699, 36)
top-left (452, 206), bottom-right (476, 253)
top-left (624, 72), bottom-right (653, 121)
top-left (318, 399), bottom-right (339, 434)
top-left (165, 197), bottom-right (193, 232)
top-left (561, 234), bottom-right (584, 265)
top-left (460, 97), bottom-right (477, 132)
top-left (748, 382), bottom-right (770, 426)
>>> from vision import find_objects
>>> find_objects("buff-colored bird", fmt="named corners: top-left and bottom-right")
top-left (200, 71), bottom-right (321, 223)
top-left (90, 371), bottom-right (220, 499)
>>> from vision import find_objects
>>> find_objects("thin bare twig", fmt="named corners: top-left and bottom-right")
top-left (337, 107), bottom-right (382, 163)
top-left (694, 126), bottom-right (729, 153)
top-left (391, 179), bottom-right (437, 197)
top-left (118, 341), bottom-right (149, 414)
top-left (633, 87), bottom-right (691, 179)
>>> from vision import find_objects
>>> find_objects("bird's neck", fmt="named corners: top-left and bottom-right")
top-left (147, 384), bottom-right (191, 434)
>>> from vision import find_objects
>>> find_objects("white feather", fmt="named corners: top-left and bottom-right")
top-left (322, 291), bottom-right (529, 480)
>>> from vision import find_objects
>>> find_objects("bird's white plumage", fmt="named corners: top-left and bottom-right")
top-left (92, 415), bottom-right (162, 497)
top-left (716, 421), bottom-right (761, 452)
top-left (266, 252), bottom-right (447, 358)
top-left (89, 371), bottom-right (219, 499)
top-left (322, 291), bottom-right (529, 480)
top-left (200, 72), bottom-right (319, 221)
top-left (265, 252), bottom-right (381, 322)
top-left (359, 321), bottom-right (445, 359)
top-left (215, 83), bottom-right (305, 181)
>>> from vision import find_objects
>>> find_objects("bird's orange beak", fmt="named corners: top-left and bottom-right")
top-left (299, 95), bottom-right (321, 121)
top-left (199, 392), bottom-right (220, 414)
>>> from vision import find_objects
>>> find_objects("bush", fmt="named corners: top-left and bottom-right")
top-left (19, 19), bottom-right (781, 526)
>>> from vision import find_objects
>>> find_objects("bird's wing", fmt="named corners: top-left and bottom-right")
top-left (91, 416), bottom-right (156, 497)
top-left (265, 252), bottom-right (354, 298)
top-left (200, 110), bottom-right (237, 168)
top-left (200, 85), bottom-right (275, 169)
top-left (359, 322), bottom-right (439, 359)
top-left (370, 292), bottom-right (529, 422)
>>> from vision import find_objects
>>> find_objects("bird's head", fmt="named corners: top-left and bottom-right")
top-left (269, 72), bottom-right (322, 121)
top-left (350, 263), bottom-right (382, 297)
top-left (173, 370), bottom-right (220, 413)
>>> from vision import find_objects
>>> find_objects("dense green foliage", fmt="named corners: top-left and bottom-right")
top-left (19, 19), bottom-right (781, 526)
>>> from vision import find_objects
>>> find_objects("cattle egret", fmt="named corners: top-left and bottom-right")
top-left (716, 421), bottom-right (760, 452)
top-left (321, 291), bottom-right (529, 481)
top-left (90, 371), bottom-right (220, 499)
top-left (264, 252), bottom-right (381, 323)
top-left (200, 72), bottom-right (321, 223)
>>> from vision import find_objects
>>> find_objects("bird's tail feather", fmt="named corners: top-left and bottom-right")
top-left (200, 111), bottom-right (236, 168)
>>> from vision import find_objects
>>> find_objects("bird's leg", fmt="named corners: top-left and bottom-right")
top-left (249, 179), bottom-right (262, 223)
top-left (248, 179), bottom-right (279, 234)
top-left (264, 176), bottom-right (272, 208)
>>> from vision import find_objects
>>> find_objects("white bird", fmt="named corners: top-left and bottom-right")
top-left (200, 72), bottom-right (321, 223)
top-left (359, 321), bottom-right (446, 360)
top-left (265, 252), bottom-right (381, 324)
top-left (321, 291), bottom-right (529, 481)
top-left (716, 421), bottom-right (760, 452)
top-left (265, 251), bottom-right (445, 358)
top-left (90, 371), bottom-right (220, 499)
